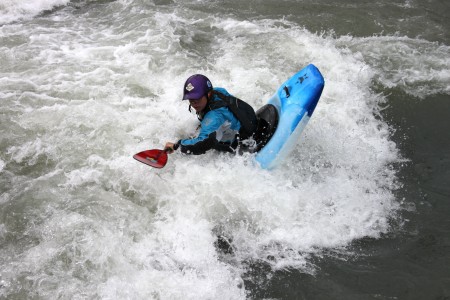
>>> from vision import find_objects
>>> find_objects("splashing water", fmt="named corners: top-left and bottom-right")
top-left (2, 0), bottom-right (448, 298)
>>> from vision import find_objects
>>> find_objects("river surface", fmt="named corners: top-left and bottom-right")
top-left (1, 0), bottom-right (449, 299)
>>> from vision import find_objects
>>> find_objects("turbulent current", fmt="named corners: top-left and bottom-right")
top-left (1, 0), bottom-right (449, 299)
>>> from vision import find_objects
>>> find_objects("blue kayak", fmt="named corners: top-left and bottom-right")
top-left (254, 64), bottom-right (325, 169)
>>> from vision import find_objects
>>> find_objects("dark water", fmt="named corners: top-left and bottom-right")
top-left (1, 0), bottom-right (449, 299)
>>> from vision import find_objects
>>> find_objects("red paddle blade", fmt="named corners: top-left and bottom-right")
top-left (133, 149), bottom-right (168, 168)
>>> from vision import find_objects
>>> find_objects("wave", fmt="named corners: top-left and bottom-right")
top-left (0, 0), bottom-right (71, 25)
top-left (337, 35), bottom-right (450, 98)
top-left (0, 3), bottom-right (424, 298)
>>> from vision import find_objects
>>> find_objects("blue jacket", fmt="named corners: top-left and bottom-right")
top-left (177, 87), bottom-right (241, 155)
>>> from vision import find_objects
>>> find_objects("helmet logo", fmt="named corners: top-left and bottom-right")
top-left (186, 83), bottom-right (194, 91)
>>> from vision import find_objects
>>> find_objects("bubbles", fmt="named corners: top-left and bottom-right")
top-left (2, 0), bottom-right (445, 298)
top-left (337, 35), bottom-right (450, 98)
top-left (0, 0), bottom-right (70, 25)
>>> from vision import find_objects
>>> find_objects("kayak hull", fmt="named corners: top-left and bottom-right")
top-left (255, 64), bottom-right (325, 169)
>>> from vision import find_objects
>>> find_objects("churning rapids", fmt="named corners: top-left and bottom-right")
top-left (1, 0), bottom-right (449, 299)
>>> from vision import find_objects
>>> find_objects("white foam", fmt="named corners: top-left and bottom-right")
top-left (7, 138), bottom-right (54, 165)
top-left (0, 4), bottom-right (433, 298)
top-left (0, 0), bottom-right (70, 24)
top-left (337, 35), bottom-right (450, 98)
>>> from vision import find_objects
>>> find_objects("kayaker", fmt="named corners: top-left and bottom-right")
top-left (164, 74), bottom-right (257, 155)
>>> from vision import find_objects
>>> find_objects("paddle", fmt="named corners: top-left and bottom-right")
top-left (133, 148), bottom-right (170, 168)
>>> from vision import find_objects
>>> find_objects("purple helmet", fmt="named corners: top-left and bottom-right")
top-left (182, 74), bottom-right (212, 100)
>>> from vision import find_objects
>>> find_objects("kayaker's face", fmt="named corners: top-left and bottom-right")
top-left (189, 95), bottom-right (208, 112)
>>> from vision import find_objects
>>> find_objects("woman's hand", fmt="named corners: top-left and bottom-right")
top-left (164, 142), bottom-right (176, 154)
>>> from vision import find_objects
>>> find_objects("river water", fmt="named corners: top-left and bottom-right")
top-left (0, 0), bottom-right (449, 299)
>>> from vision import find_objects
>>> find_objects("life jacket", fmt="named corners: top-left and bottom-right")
top-left (198, 90), bottom-right (257, 140)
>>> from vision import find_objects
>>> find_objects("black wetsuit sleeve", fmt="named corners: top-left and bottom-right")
top-left (178, 132), bottom-right (217, 155)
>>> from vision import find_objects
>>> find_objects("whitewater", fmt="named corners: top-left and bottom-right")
top-left (1, 0), bottom-right (449, 299)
